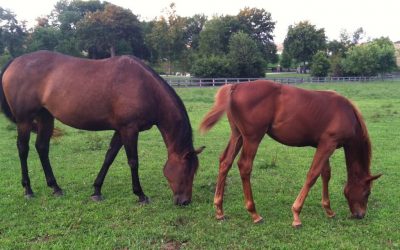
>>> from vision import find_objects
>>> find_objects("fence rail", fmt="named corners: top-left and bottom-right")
top-left (165, 75), bottom-right (400, 87)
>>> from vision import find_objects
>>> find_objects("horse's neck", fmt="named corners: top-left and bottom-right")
top-left (156, 92), bottom-right (193, 156)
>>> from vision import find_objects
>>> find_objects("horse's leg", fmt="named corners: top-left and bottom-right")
top-left (120, 127), bottom-right (149, 204)
top-left (237, 135), bottom-right (264, 223)
top-left (91, 131), bottom-right (122, 201)
top-left (17, 122), bottom-right (33, 198)
top-left (321, 160), bottom-right (336, 217)
top-left (214, 127), bottom-right (243, 220)
top-left (291, 141), bottom-right (336, 228)
top-left (35, 112), bottom-right (63, 196)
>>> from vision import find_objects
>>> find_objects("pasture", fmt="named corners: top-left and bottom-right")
top-left (0, 81), bottom-right (399, 249)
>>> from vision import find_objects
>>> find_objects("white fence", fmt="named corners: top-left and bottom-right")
top-left (165, 75), bottom-right (400, 87)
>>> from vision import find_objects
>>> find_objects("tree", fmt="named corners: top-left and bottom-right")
top-left (0, 7), bottom-right (27, 57)
top-left (280, 50), bottom-right (292, 69)
top-left (283, 21), bottom-right (326, 72)
top-left (342, 37), bottom-right (397, 76)
top-left (76, 3), bottom-right (143, 58)
top-left (237, 7), bottom-right (277, 63)
top-left (145, 3), bottom-right (195, 72)
top-left (228, 31), bottom-right (265, 77)
top-left (310, 51), bottom-right (330, 77)
top-left (26, 26), bottom-right (60, 52)
top-left (198, 15), bottom-right (241, 55)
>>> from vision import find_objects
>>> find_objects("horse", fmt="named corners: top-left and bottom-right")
top-left (0, 50), bottom-right (204, 205)
top-left (199, 80), bottom-right (381, 227)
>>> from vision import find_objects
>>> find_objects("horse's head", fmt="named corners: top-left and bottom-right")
top-left (344, 174), bottom-right (381, 219)
top-left (163, 146), bottom-right (205, 206)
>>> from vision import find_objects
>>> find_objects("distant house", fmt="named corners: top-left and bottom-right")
top-left (395, 41), bottom-right (400, 67)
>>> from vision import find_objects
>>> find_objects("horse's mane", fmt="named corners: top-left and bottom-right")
top-left (126, 56), bottom-right (194, 153)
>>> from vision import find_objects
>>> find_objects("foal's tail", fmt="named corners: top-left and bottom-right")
top-left (199, 84), bottom-right (232, 134)
top-left (0, 59), bottom-right (16, 123)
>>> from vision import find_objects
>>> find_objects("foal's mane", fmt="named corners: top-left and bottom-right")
top-left (126, 56), bottom-right (194, 154)
top-left (349, 100), bottom-right (372, 174)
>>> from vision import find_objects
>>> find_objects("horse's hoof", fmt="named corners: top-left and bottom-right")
top-left (138, 196), bottom-right (150, 205)
top-left (53, 190), bottom-right (64, 197)
top-left (91, 195), bottom-right (104, 202)
top-left (24, 193), bottom-right (34, 199)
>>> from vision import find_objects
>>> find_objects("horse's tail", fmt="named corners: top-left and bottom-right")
top-left (0, 59), bottom-right (16, 123)
top-left (199, 84), bottom-right (232, 134)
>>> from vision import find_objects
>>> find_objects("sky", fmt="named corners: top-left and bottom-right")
top-left (1, 0), bottom-right (399, 44)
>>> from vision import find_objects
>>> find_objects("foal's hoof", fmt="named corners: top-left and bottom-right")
top-left (253, 216), bottom-right (264, 224)
top-left (292, 221), bottom-right (302, 228)
top-left (91, 195), bottom-right (104, 202)
top-left (138, 196), bottom-right (150, 205)
top-left (216, 214), bottom-right (226, 221)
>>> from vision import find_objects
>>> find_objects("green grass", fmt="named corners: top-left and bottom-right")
top-left (0, 81), bottom-right (399, 249)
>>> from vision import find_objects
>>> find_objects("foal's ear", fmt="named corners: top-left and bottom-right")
top-left (366, 174), bottom-right (382, 183)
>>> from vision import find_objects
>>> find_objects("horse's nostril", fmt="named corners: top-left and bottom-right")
top-left (181, 199), bottom-right (191, 206)
top-left (353, 212), bottom-right (365, 219)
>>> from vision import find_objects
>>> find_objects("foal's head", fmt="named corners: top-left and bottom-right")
top-left (344, 174), bottom-right (381, 219)
top-left (163, 147), bottom-right (205, 206)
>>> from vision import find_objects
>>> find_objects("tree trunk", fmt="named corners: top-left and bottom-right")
top-left (110, 46), bottom-right (116, 57)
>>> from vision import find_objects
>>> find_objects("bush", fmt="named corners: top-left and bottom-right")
top-left (191, 55), bottom-right (231, 78)
top-left (310, 51), bottom-right (330, 77)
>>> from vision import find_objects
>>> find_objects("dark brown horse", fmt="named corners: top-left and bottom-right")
top-left (0, 50), bottom-right (204, 205)
top-left (200, 80), bottom-right (381, 227)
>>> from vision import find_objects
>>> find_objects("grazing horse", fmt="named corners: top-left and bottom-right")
top-left (200, 80), bottom-right (381, 227)
top-left (0, 50), bottom-right (204, 205)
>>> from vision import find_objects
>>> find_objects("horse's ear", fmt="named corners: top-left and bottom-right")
top-left (184, 146), bottom-right (205, 159)
top-left (366, 174), bottom-right (382, 183)
top-left (195, 146), bottom-right (206, 155)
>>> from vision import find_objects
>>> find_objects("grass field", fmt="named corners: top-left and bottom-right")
top-left (0, 81), bottom-right (399, 249)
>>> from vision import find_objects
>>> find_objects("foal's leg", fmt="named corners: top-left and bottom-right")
top-left (321, 160), bottom-right (335, 217)
top-left (120, 127), bottom-right (149, 204)
top-left (35, 112), bottom-right (63, 196)
top-left (17, 122), bottom-right (34, 198)
top-left (91, 131), bottom-right (122, 201)
top-left (291, 140), bottom-right (336, 227)
top-left (214, 128), bottom-right (243, 220)
top-left (237, 135), bottom-right (264, 223)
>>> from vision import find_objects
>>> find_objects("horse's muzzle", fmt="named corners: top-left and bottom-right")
top-left (174, 196), bottom-right (191, 206)
top-left (352, 212), bottom-right (365, 219)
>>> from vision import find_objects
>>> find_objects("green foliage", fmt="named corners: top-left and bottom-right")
top-left (237, 7), bottom-right (277, 64)
top-left (228, 31), bottom-right (266, 77)
top-left (76, 3), bottom-right (143, 58)
top-left (198, 15), bottom-right (241, 56)
top-left (280, 50), bottom-right (293, 69)
top-left (310, 51), bottom-right (330, 77)
top-left (0, 7), bottom-right (27, 57)
top-left (284, 21), bottom-right (326, 66)
top-left (190, 55), bottom-right (231, 77)
top-left (0, 82), bottom-right (399, 248)
top-left (342, 37), bottom-right (397, 76)
top-left (26, 26), bottom-right (60, 52)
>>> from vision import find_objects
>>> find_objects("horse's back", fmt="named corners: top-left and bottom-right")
top-left (2, 51), bottom-right (157, 130)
